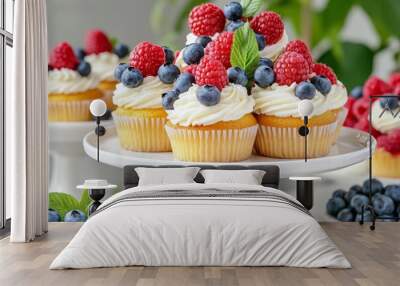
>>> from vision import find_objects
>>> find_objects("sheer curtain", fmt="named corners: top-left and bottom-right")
top-left (7, 0), bottom-right (48, 242)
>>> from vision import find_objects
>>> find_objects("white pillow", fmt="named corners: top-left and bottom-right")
top-left (135, 167), bottom-right (201, 186)
top-left (200, 169), bottom-right (266, 185)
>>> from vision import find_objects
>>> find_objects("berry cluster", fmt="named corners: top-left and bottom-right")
top-left (83, 29), bottom-right (130, 59)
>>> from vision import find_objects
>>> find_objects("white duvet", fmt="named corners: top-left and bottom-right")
top-left (50, 183), bottom-right (350, 269)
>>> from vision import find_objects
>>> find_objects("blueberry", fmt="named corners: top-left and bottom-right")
top-left (183, 43), bottom-right (204, 65)
top-left (350, 86), bottom-right (363, 99)
top-left (350, 194), bottom-right (369, 213)
top-left (64, 210), bottom-right (86, 222)
top-left (355, 210), bottom-right (373, 222)
top-left (114, 43), bottom-right (130, 59)
top-left (158, 64), bottom-right (180, 84)
top-left (196, 85), bottom-right (221, 106)
top-left (379, 96), bottom-right (399, 110)
top-left (344, 185), bottom-right (363, 204)
top-left (373, 194), bottom-right (395, 216)
top-left (196, 36), bottom-right (212, 48)
top-left (255, 33), bottom-right (266, 51)
top-left (259, 58), bottom-right (273, 68)
top-left (295, 82), bottom-right (316, 100)
top-left (254, 65), bottom-right (275, 88)
top-left (114, 63), bottom-right (129, 81)
top-left (224, 1), bottom-right (243, 21)
top-left (362, 178), bottom-right (384, 195)
top-left (227, 67), bottom-right (248, 87)
top-left (121, 67), bottom-right (143, 88)
top-left (326, 197), bottom-right (346, 217)
top-left (384, 185), bottom-right (400, 203)
top-left (336, 208), bottom-right (355, 222)
top-left (162, 46), bottom-right (175, 64)
top-left (77, 61), bottom-right (91, 77)
top-left (226, 20), bottom-right (244, 32)
top-left (332, 189), bottom-right (346, 199)
top-left (310, 76), bottom-right (332, 95)
top-left (162, 90), bottom-right (180, 110)
top-left (48, 208), bottom-right (61, 222)
top-left (173, 72), bottom-right (195, 93)
top-left (75, 48), bottom-right (86, 61)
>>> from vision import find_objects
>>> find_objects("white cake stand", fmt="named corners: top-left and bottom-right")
top-left (82, 127), bottom-right (376, 178)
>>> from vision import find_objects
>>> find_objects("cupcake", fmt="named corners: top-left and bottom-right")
top-left (48, 42), bottom-right (102, 122)
top-left (252, 44), bottom-right (347, 159)
top-left (83, 29), bottom-right (131, 110)
top-left (164, 56), bottom-right (257, 162)
top-left (112, 41), bottom-right (177, 152)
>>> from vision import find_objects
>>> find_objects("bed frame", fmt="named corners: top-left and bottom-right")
top-left (123, 165), bottom-right (280, 189)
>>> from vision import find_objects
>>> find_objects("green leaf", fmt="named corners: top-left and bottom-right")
top-left (49, 192), bottom-right (80, 221)
top-left (230, 23), bottom-right (260, 80)
top-left (110, 37), bottom-right (118, 48)
top-left (241, 0), bottom-right (263, 17)
top-left (79, 190), bottom-right (92, 217)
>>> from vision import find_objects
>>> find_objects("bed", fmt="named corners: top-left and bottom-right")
top-left (50, 165), bottom-right (350, 269)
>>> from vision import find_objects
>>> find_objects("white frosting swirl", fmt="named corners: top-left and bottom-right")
top-left (167, 84), bottom-right (254, 126)
top-left (85, 52), bottom-right (121, 82)
top-left (371, 100), bottom-right (400, 133)
top-left (325, 81), bottom-right (348, 110)
top-left (48, 68), bottom-right (99, 94)
top-left (259, 30), bottom-right (289, 61)
top-left (112, 76), bottom-right (172, 109)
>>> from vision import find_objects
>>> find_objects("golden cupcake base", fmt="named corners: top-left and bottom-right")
top-left (372, 149), bottom-right (400, 178)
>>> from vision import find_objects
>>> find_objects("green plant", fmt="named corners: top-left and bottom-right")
top-left (49, 190), bottom-right (92, 221)
top-left (151, 0), bottom-right (400, 89)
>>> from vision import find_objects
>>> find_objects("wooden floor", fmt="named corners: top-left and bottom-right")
top-left (0, 223), bottom-right (399, 286)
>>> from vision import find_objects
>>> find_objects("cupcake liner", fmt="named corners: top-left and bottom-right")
top-left (165, 124), bottom-right (258, 162)
top-left (372, 149), bottom-right (400, 178)
top-left (255, 122), bottom-right (337, 159)
top-left (333, 108), bottom-right (349, 143)
top-left (48, 99), bottom-right (94, 122)
top-left (113, 113), bottom-right (171, 152)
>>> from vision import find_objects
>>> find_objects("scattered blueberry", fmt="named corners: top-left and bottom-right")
top-left (259, 58), bottom-right (273, 68)
top-left (75, 48), bottom-right (86, 61)
top-left (162, 46), bottom-right (175, 64)
top-left (350, 194), bottom-right (369, 213)
top-left (254, 65), bottom-right (275, 88)
top-left (121, 67), bottom-right (143, 88)
top-left (332, 189), bottom-right (347, 199)
top-left (362, 178), bottom-right (384, 195)
top-left (310, 76), bottom-right (332, 95)
top-left (255, 33), bottom-right (266, 51)
top-left (114, 63), bottom-right (129, 81)
top-left (158, 64), bottom-right (180, 84)
top-left (48, 208), bottom-right (61, 222)
top-left (337, 208), bottom-right (354, 222)
top-left (224, 1), bottom-right (243, 21)
top-left (384, 185), bottom-right (400, 203)
top-left (196, 36), bottom-right (212, 48)
top-left (350, 86), bottom-right (363, 99)
top-left (114, 43), bottom-right (130, 59)
top-left (380, 96), bottom-right (399, 110)
top-left (355, 210), bottom-right (373, 222)
top-left (162, 90), bottom-right (180, 110)
top-left (226, 20), bottom-right (244, 32)
top-left (64, 210), bottom-right (86, 222)
top-left (372, 194), bottom-right (395, 216)
top-left (227, 67), bottom-right (248, 87)
top-left (295, 81), bottom-right (316, 100)
top-left (183, 43), bottom-right (204, 65)
top-left (173, 72), bottom-right (195, 93)
top-left (196, 85), bottom-right (221, 106)
top-left (326, 197), bottom-right (346, 216)
top-left (77, 61), bottom-right (91, 77)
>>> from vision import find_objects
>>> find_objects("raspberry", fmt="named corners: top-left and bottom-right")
top-left (353, 117), bottom-right (382, 138)
top-left (394, 85), bottom-right (400, 95)
top-left (377, 131), bottom-right (400, 154)
top-left (362, 76), bottom-right (392, 101)
top-left (345, 97), bottom-right (357, 113)
top-left (84, 29), bottom-right (113, 55)
top-left (250, 11), bottom-right (284, 45)
top-left (351, 98), bottom-right (369, 119)
top-left (49, 42), bottom-right (79, 70)
top-left (285, 40), bottom-right (313, 70)
top-left (313, 63), bottom-right (337, 84)
top-left (174, 50), bottom-right (180, 63)
top-left (183, 64), bottom-right (197, 75)
top-left (188, 3), bottom-right (225, 36)
top-left (204, 31), bottom-right (233, 68)
top-left (343, 114), bottom-right (357, 128)
top-left (388, 72), bottom-right (400, 88)
top-left (195, 56), bottom-right (228, 91)
top-left (274, 51), bottom-right (310, 85)
top-left (129, 42), bottom-right (165, 77)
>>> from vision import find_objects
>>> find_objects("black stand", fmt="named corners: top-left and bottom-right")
top-left (95, 117), bottom-right (106, 162)
top-left (88, 188), bottom-right (106, 215)
top-left (296, 180), bottom-right (314, 210)
top-left (298, 116), bottom-right (310, 162)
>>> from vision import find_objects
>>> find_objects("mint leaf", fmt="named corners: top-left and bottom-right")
top-left (110, 37), bottom-right (118, 48)
top-left (241, 0), bottom-right (263, 17)
top-left (230, 23), bottom-right (260, 80)
top-left (49, 192), bottom-right (80, 221)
